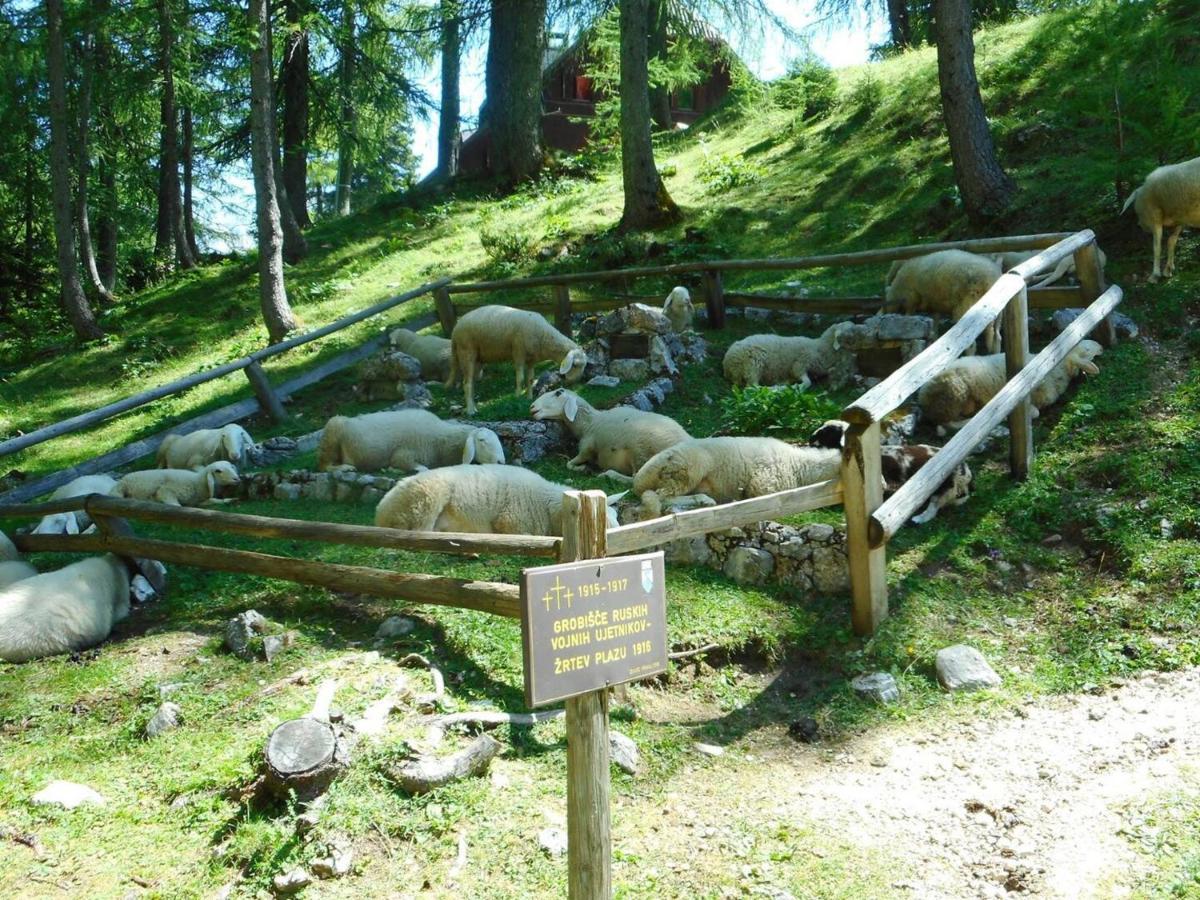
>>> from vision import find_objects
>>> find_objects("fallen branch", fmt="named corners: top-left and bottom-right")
top-left (349, 676), bottom-right (412, 739)
top-left (387, 734), bottom-right (501, 795)
top-left (668, 643), bottom-right (721, 661)
top-left (448, 832), bottom-right (468, 883)
top-left (434, 709), bottom-right (565, 729)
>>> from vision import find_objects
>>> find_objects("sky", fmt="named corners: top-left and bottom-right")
top-left (198, 1), bottom-right (887, 251)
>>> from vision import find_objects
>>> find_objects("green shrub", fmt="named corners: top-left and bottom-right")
top-left (775, 55), bottom-right (839, 120)
top-left (697, 143), bottom-right (764, 193)
top-left (479, 226), bottom-right (535, 266)
top-left (847, 72), bottom-right (885, 118)
top-left (720, 386), bottom-right (842, 440)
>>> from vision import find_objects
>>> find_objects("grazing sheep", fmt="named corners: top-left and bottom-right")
top-left (317, 410), bottom-right (505, 473)
top-left (917, 339), bottom-right (1103, 428)
top-left (389, 327), bottom-right (454, 382)
top-left (114, 461), bottom-right (240, 507)
top-left (632, 437), bottom-right (842, 517)
top-left (31, 474), bottom-right (119, 535)
top-left (662, 286), bottom-right (695, 332)
top-left (722, 321), bottom-right (853, 390)
top-left (1121, 156), bottom-right (1200, 281)
top-left (156, 424), bottom-right (256, 469)
top-left (374, 464), bottom-right (620, 536)
top-left (991, 248), bottom-right (1107, 288)
top-left (447, 305), bottom-right (588, 416)
top-left (530, 388), bottom-right (690, 479)
top-left (885, 250), bottom-right (1003, 353)
top-left (0, 554), bottom-right (131, 663)
top-left (0, 531), bottom-right (37, 590)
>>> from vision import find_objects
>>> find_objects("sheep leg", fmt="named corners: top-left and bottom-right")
top-left (153, 489), bottom-right (183, 507)
top-left (1150, 224), bottom-right (1164, 282)
top-left (795, 372), bottom-right (812, 392)
top-left (513, 358), bottom-right (526, 396)
top-left (911, 496), bottom-right (941, 525)
top-left (459, 348), bottom-right (479, 416)
top-left (1165, 225), bottom-right (1183, 278)
top-left (567, 437), bottom-right (595, 471)
top-left (601, 470), bottom-right (634, 484)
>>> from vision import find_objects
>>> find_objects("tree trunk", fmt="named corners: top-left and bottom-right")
top-left (46, 0), bottom-right (104, 340)
top-left (335, 0), bottom-right (355, 216)
top-left (932, 0), bottom-right (1015, 222)
top-left (97, 157), bottom-right (118, 292)
top-left (619, 0), bottom-right (680, 231)
top-left (182, 106), bottom-right (200, 260)
top-left (249, 0), bottom-right (298, 342)
top-left (436, 0), bottom-right (461, 180)
top-left (94, 0), bottom-right (118, 293)
top-left (24, 141), bottom-right (37, 307)
top-left (647, 0), bottom-right (672, 130)
top-left (266, 11), bottom-right (307, 261)
top-left (484, 0), bottom-right (545, 186)
top-left (76, 26), bottom-right (117, 307)
top-left (281, 0), bottom-right (311, 227)
top-left (886, 0), bottom-right (912, 49)
top-left (158, 0), bottom-right (196, 268)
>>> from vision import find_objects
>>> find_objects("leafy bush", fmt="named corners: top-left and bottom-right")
top-left (697, 142), bottom-right (764, 193)
top-left (720, 386), bottom-right (842, 440)
top-left (479, 226), bottom-right (535, 266)
top-left (775, 55), bottom-right (839, 120)
top-left (847, 72), bottom-right (885, 118)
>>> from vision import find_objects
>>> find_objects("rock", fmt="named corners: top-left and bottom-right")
top-left (1160, 518), bottom-right (1174, 539)
top-left (1041, 533), bottom-right (1063, 546)
top-left (803, 523), bottom-right (836, 542)
top-left (295, 430), bottom-right (323, 454)
top-left (874, 314), bottom-right (936, 342)
top-left (249, 435), bottom-right (300, 467)
top-left (664, 536), bottom-right (712, 567)
top-left (693, 742), bottom-right (725, 757)
top-left (609, 731), bottom-right (640, 775)
top-left (587, 374), bottom-right (620, 388)
top-left (810, 546), bottom-right (850, 594)
top-left (851, 672), bottom-right (901, 705)
top-left (935, 645), bottom-right (1002, 692)
top-left (311, 840), bottom-right (353, 879)
top-left (273, 482), bottom-right (303, 502)
top-left (538, 827), bottom-right (568, 858)
top-left (301, 475), bottom-right (335, 502)
top-left (647, 336), bottom-right (678, 376)
top-left (788, 718), bottom-right (820, 743)
top-left (31, 781), bottom-right (106, 809)
top-left (146, 702), bottom-right (183, 738)
top-left (158, 682), bottom-right (184, 700)
top-left (724, 546), bottom-right (774, 585)
top-left (598, 303), bottom-right (672, 336)
top-left (272, 868), bottom-right (312, 895)
top-left (1051, 308), bottom-right (1138, 339)
top-left (375, 616), bottom-right (416, 642)
top-left (262, 635), bottom-right (286, 663)
top-left (608, 358), bottom-right (650, 382)
top-left (224, 610), bottom-right (269, 660)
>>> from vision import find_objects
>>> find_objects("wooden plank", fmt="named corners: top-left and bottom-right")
top-left (605, 479), bottom-right (842, 556)
top-left (704, 269), bottom-right (725, 330)
top-left (870, 284), bottom-right (1124, 546)
top-left (554, 284), bottom-right (573, 338)
top-left (724, 293), bottom-right (882, 314)
top-left (244, 361), bottom-right (287, 423)
top-left (1004, 286), bottom-right (1033, 480)
top-left (433, 285), bottom-right (458, 336)
top-left (12, 530), bottom-right (522, 619)
top-left (1074, 241), bottom-right (1116, 347)
top-left (1027, 286), bottom-right (1084, 309)
top-left (841, 421), bottom-right (887, 635)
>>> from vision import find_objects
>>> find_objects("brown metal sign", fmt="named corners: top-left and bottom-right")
top-left (521, 551), bottom-right (668, 708)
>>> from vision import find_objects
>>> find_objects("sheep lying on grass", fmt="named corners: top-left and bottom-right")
top-left (115, 461), bottom-right (240, 506)
top-left (447, 305), bottom-right (588, 416)
top-left (632, 437), bottom-right (842, 518)
top-left (917, 339), bottom-right (1103, 429)
top-left (317, 410), bottom-right (505, 473)
top-left (0, 531), bottom-right (37, 590)
top-left (885, 250), bottom-right (1002, 353)
top-left (1122, 156), bottom-right (1200, 281)
top-left (389, 327), bottom-right (454, 382)
top-left (31, 474), bottom-right (119, 535)
top-left (156, 424), bottom-right (256, 469)
top-left (991, 248), bottom-right (1107, 288)
top-left (375, 464), bottom-right (620, 536)
top-left (662, 286), bottom-right (695, 332)
top-left (722, 322), bottom-right (853, 389)
top-left (530, 388), bottom-right (689, 480)
top-left (0, 554), bottom-right (131, 662)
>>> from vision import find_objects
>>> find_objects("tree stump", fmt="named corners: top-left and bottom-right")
top-left (263, 680), bottom-right (349, 802)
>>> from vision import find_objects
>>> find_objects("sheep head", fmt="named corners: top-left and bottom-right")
top-left (1066, 339), bottom-right (1103, 378)
top-left (530, 388), bottom-right (580, 423)
top-left (221, 425), bottom-right (254, 464)
top-left (205, 461), bottom-right (241, 498)
top-left (32, 512), bottom-right (81, 536)
top-left (557, 348), bottom-right (588, 382)
top-left (462, 428), bottom-right (506, 465)
top-left (809, 419), bottom-right (850, 449)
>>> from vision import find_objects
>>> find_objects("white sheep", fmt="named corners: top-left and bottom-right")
top-left (0, 531), bottom-right (37, 590)
top-left (317, 410), bottom-right (505, 473)
top-left (114, 461), bottom-right (241, 506)
top-left (885, 250), bottom-right (1003, 353)
top-left (662, 286), bottom-right (695, 332)
top-left (530, 388), bottom-right (690, 479)
top-left (31, 473), bottom-right (119, 535)
top-left (632, 437), bottom-right (842, 516)
top-left (446, 305), bottom-right (588, 416)
top-left (1121, 156), bottom-right (1200, 281)
top-left (991, 248), bottom-right (1107, 288)
top-left (388, 327), bottom-right (454, 382)
top-left (0, 554), bottom-right (131, 662)
top-left (918, 339), bottom-right (1103, 428)
top-left (722, 321), bottom-right (854, 389)
top-left (155, 424), bottom-right (256, 469)
top-left (374, 464), bottom-right (620, 536)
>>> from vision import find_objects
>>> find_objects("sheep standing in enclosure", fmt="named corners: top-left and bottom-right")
top-left (530, 388), bottom-right (690, 479)
top-left (447, 305), bottom-right (588, 416)
top-left (1121, 156), bottom-right (1200, 281)
top-left (918, 339), bottom-right (1103, 428)
top-left (885, 250), bottom-right (1003, 353)
top-left (0, 554), bottom-right (131, 662)
top-left (317, 410), bottom-right (505, 472)
top-left (115, 461), bottom-right (241, 506)
top-left (722, 321), bottom-right (853, 389)
top-left (31, 473), bottom-right (119, 535)
top-left (388, 327), bottom-right (454, 382)
top-left (662, 286), bottom-right (695, 332)
top-left (632, 437), bottom-right (842, 517)
top-left (991, 248), bottom-right (1107, 287)
top-left (156, 424), bottom-right (256, 469)
top-left (0, 531), bottom-right (37, 589)
top-left (375, 464), bottom-right (619, 536)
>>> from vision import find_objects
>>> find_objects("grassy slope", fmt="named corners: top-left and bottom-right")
top-left (2, 3), bottom-right (1200, 896)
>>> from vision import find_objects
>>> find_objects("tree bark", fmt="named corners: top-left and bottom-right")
top-left (436, 0), bottom-right (461, 180)
top-left (281, 0), bottom-right (311, 227)
top-left (647, 0), bottom-right (672, 130)
top-left (619, 0), bottom-right (680, 231)
top-left (157, 0), bottom-right (196, 268)
top-left (266, 13), bottom-right (307, 261)
top-left (94, 0), bottom-right (118, 292)
top-left (46, 0), bottom-right (104, 340)
top-left (886, 0), bottom-right (912, 49)
top-left (932, 0), bottom-right (1015, 222)
top-left (76, 25), bottom-right (117, 307)
top-left (249, 0), bottom-right (298, 342)
top-left (182, 106), bottom-right (200, 260)
top-left (97, 157), bottom-right (118, 292)
top-left (335, 0), bottom-right (355, 216)
top-left (484, 0), bottom-right (545, 186)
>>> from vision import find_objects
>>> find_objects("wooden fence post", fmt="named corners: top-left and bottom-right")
top-left (703, 269), bottom-right (725, 330)
top-left (554, 285), bottom-right (573, 338)
top-left (1074, 241), bottom-right (1115, 347)
top-left (841, 421), bottom-right (886, 635)
top-left (1003, 285), bottom-right (1033, 480)
top-left (433, 286), bottom-right (458, 336)
top-left (560, 490), bottom-right (612, 900)
top-left (243, 361), bottom-right (287, 423)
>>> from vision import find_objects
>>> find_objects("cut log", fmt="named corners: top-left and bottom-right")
top-left (263, 680), bottom-right (349, 802)
top-left (387, 734), bottom-right (501, 795)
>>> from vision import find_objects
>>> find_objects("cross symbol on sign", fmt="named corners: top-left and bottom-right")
top-left (541, 576), bottom-right (575, 611)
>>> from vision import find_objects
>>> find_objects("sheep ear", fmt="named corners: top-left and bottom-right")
top-left (605, 490), bottom-right (628, 506)
top-left (221, 429), bottom-right (238, 461)
top-left (206, 470), bottom-right (217, 497)
top-left (1081, 360), bottom-right (1100, 376)
top-left (558, 354), bottom-right (574, 375)
top-left (463, 435), bottom-right (477, 464)
top-left (564, 393), bottom-right (578, 422)
top-left (64, 513), bottom-right (80, 535)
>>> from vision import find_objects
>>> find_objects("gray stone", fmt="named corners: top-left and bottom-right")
top-left (31, 780), bottom-right (106, 809)
top-left (334, 481), bottom-right (358, 502)
top-left (609, 731), bottom-right (641, 775)
top-left (272, 868), bottom-right (312, 895)
top-left (665, 536), bottom-right (713, 567)
top-left (724, 546), bottom-right (775, 585)
top-left (608, 358), bottom-right (650, 382)
top-left (810, 546), bottom-right (850, 594)
top-left (248, 435), bottom-right (299, 466)
top-left (935, 645), bottom-right (1002, 692)
top-left (273, 482), bottom-right (303, 502)
top-left (647, 336), bottom-right (678, 376)
top-left (778, 539), bottom-right (812, 561)
top-left (587, 374), bottom-right (620, 388)
top-left (538, 827), bottom-right (568, 858)
top-left (375, 616), bottom-right (416, 642)
top-left (803, 523), bottom-right (836, 542)
top-left (875, 314), bottom-right (936, 341)
top-left (745, 306), bottom-right (772, 322)
top-left (1051, 308), bottom-right (1138, 339)
top-left (311, 840), bottom-right (353, 879)
top-left (851, 672), bottom-right (901, 705)
top-left (146, 701), bottom-right (183, 738)
top-left (295, 430), bottom-right (323, 454)
top-left (302, 475), bottom-right (335, 502)
top-left (158, 682), bottom-right (184, 700)
top-left (693, 742), bottom-right (725, 757)
top-left (360, 487), bottom-right (384, 505)
top-left (598, 303), bottom-right (672, 336)
top-left (224, 610), bottom-right (268, 660)
top-left (662, 494), bottom-right (716, 513)
top-left (262, 635), bottom-right (286, 663)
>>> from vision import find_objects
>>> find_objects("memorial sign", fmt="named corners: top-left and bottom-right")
top-left (521, 551), bottom-right (668, 707)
